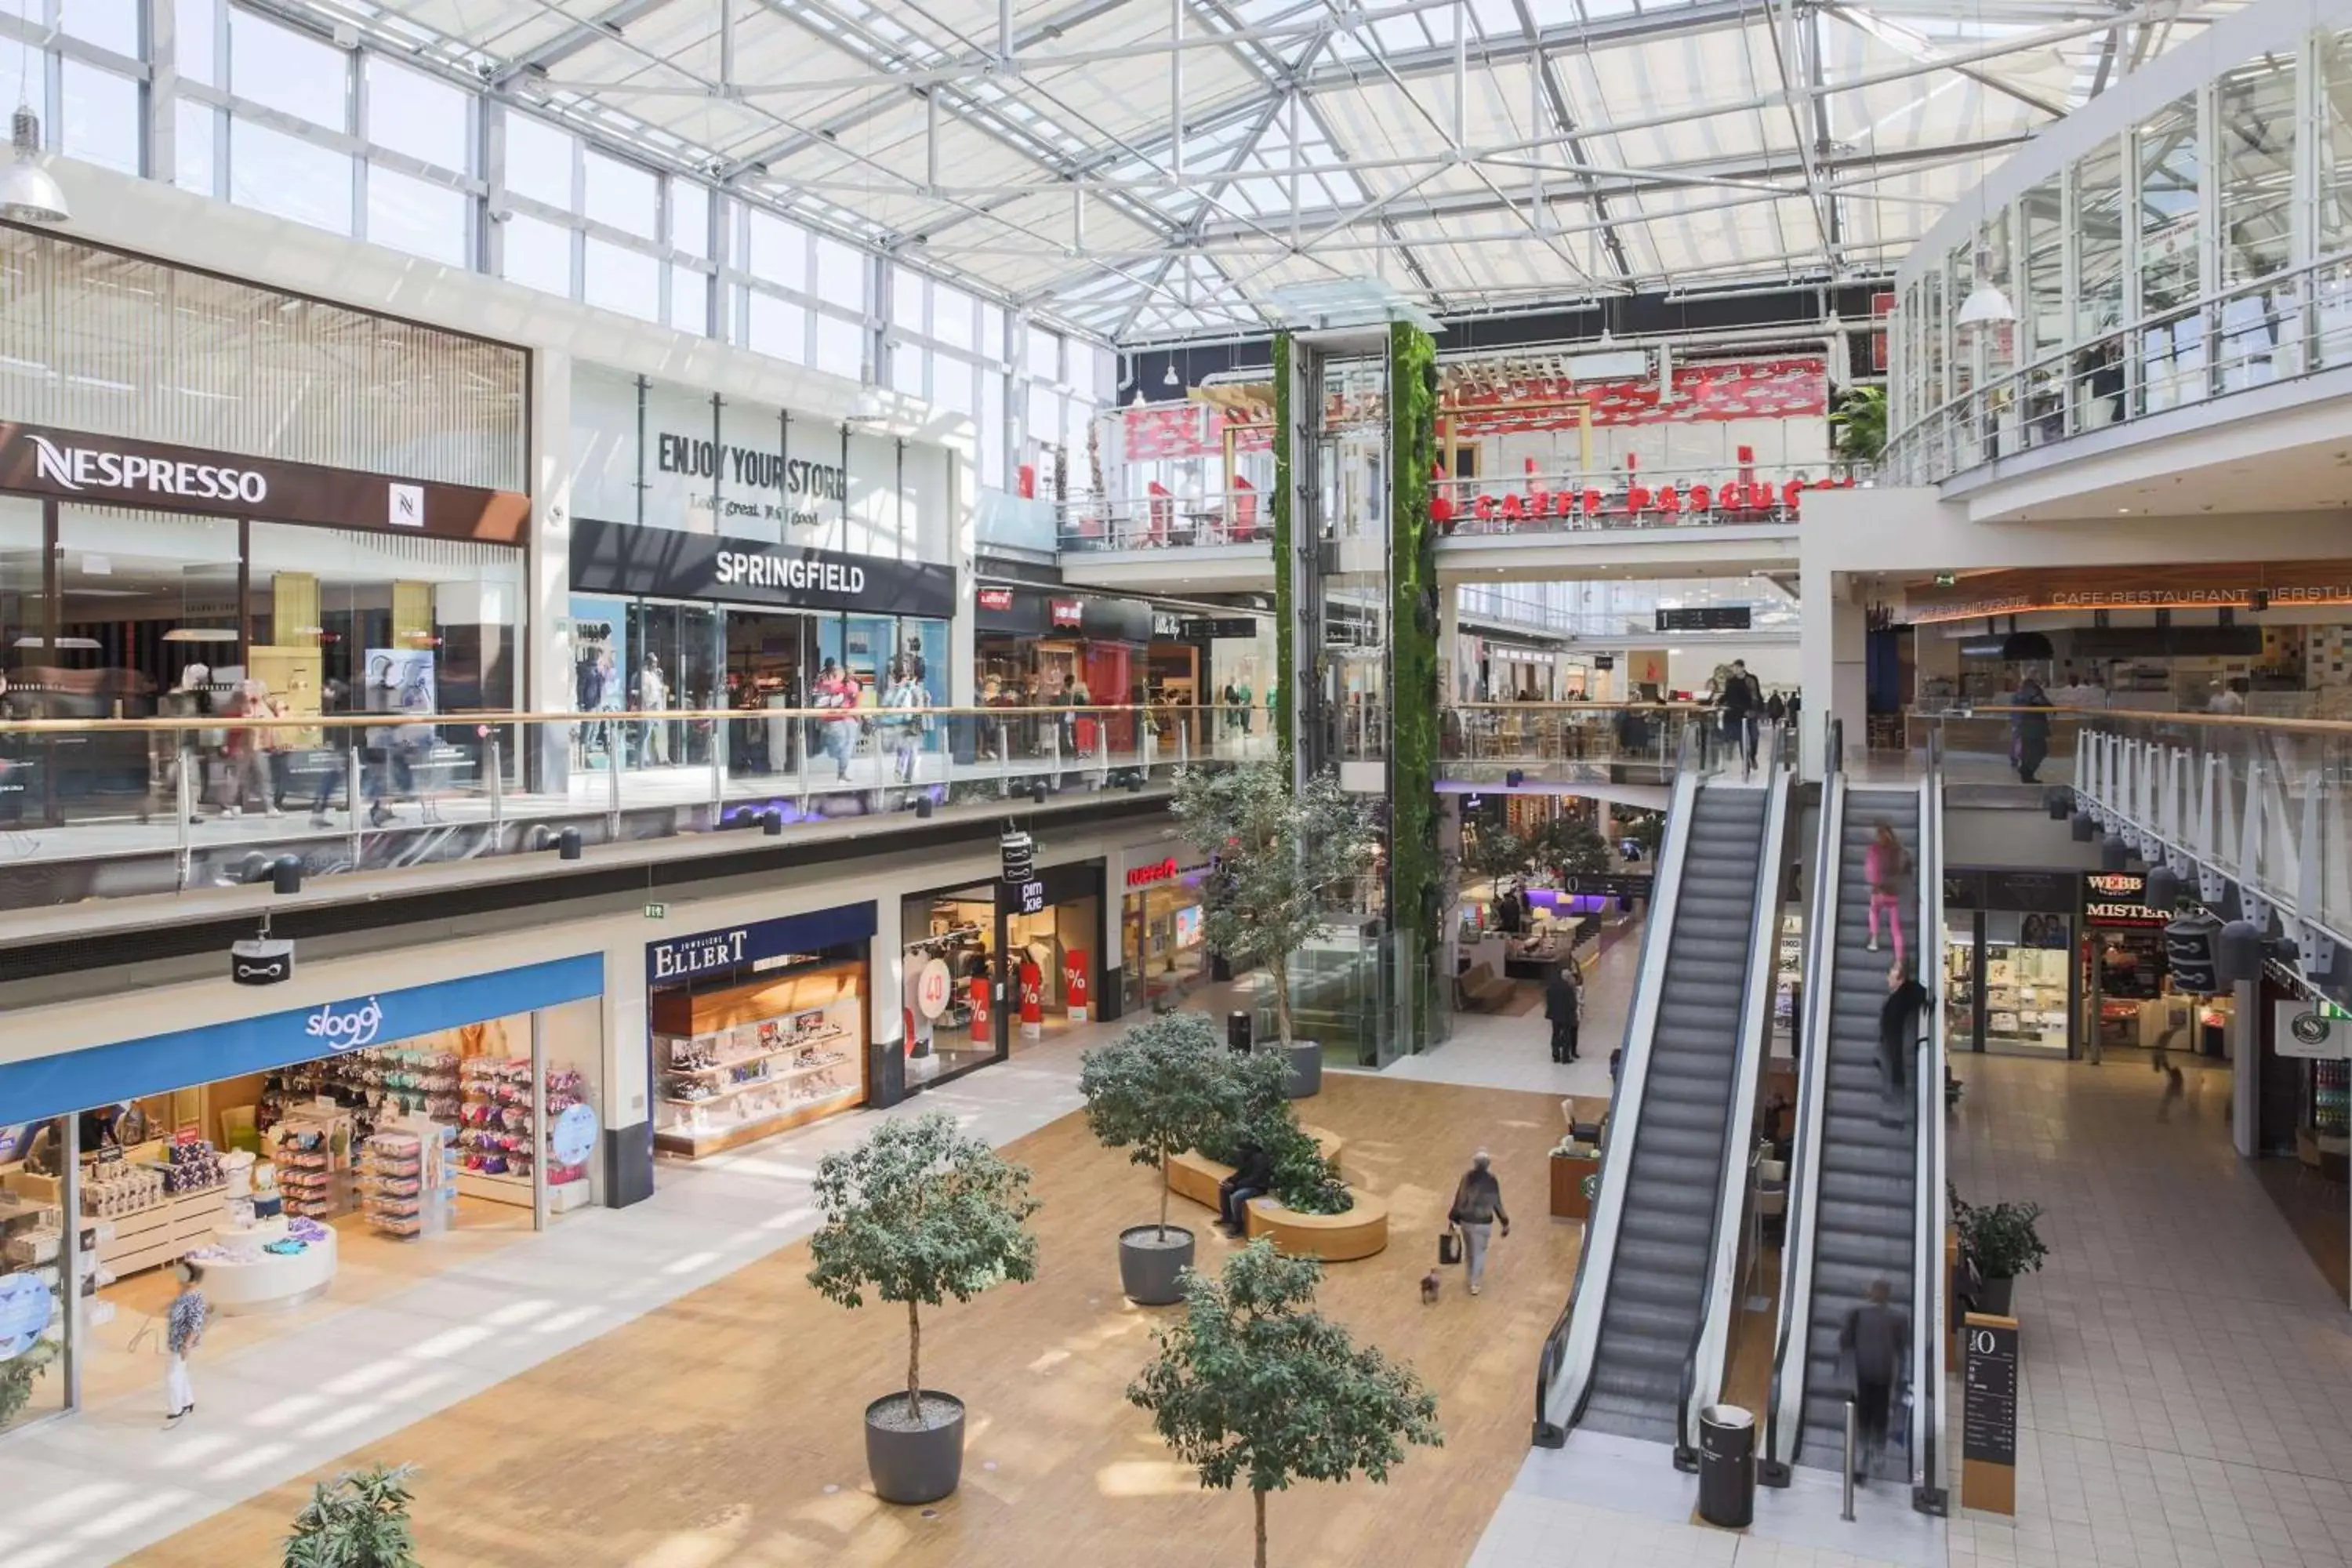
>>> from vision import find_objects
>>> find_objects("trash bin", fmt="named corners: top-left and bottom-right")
top-left (1697, 1403), bottom-right (1756, 1528)
top-left (1226, 1011), bottom-right (1254, 1054)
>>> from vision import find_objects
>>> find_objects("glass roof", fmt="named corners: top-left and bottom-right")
top-left (296, 0), bottom-right (2238, 344)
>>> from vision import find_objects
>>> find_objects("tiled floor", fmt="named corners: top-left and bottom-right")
top-left (1947, 1051), bottom-right (2352, 1568)
top-left (1385, 920), bottom-right (1640, 1098)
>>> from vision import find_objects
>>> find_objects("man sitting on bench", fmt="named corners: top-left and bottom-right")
top-left (1217, 1138), bottom-right (1276, 1236)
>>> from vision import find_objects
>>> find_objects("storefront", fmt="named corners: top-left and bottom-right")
top-left (1941, 868), bottom-right (2077, 1056)
top-left (645, 906), bottom-right (875, 1158)
top-left (975, 586), bottom-right (1151, 751)
top-left (564, 368), bottom-right (959, 780)
top-left (1146, 611), bottom-right (1272, 753)
top-left (0, 954), bottom-right (603, 1435)
top-left (2081, 870), bottom-right (2233, 1060)
top-left (568, 524), bottom-right (956, 782)
top-left (0, 231), bottom-right (530, 826)
top-left (1119, 851), bottom-right (1214, 1015)
top-left (898, 858), bottom-right (1107, 1084)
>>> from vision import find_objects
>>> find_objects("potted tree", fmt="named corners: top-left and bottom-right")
top-left (807, 1112), bottom-right (1041, 1504)
top-left (1954, 1193), bottom-right (2047, 1316)
top-left (1129, 1240), bottom-right (1441, 1567)
top-left (1173, 760), bottom-right (1377, 1098)
top-left (1080, 1011), bottom-right (1246, 1305)
top-left (281, 1463), bottom-right (420, 1568)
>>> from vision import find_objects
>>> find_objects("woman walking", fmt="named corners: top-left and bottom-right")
top-left (1865, 821), bottom-right (1910, 964)
top-left (1446, 1150), bottom-right (1511, 1297)
top-left (162, 1260), bottom-right (208, 1425)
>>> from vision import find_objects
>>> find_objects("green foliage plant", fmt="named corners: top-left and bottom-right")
top-left (1080, 1011), bottom-right (1254, 1239)
top-left (281, 1464), bottom-right (421, 1568)
top-left (807, 1112), bottom-right (1042, 1424)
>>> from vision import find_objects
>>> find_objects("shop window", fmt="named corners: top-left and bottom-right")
top-left (501, 212), bottom-right (573, 298)
top-left (230, 9), bottom-right (349, 131)
top-left (0, 495), bottom-right (38, 690)
top-left (366, 56), bottom-right (470, 175)
top-left (620, 601), bottom-right (717, 769)
top-left (368, 167), bottom-right (470, 269)
top-left (54, 506), bottom-right (239, 710)
top-left (0, 1116), bottom-right (70, 1435)
top-left (60, 62), bottom-right (139, 176)
top-left (229, 118), bottom-right (354, 238)
top-left (903, 885), bottom-right (1002, 1088)
top-left (585, 238), bottom-right (661, 322)
top-left (652, 939), bottom-right (869, 1157)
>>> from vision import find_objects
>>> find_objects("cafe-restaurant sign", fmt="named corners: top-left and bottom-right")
top-left (1904, 561), bottom-right (2352, 625)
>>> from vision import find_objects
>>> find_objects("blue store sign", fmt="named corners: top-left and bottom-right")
top-left (0, 954), bottom-right (605, 1125)
top-left (645, 904), bottom-right (877, 984)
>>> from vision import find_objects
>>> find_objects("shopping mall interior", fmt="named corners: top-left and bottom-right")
top-left (5, 1), bottom-right (2352, 1564)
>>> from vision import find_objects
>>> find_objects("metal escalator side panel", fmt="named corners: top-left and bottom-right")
top-left (1678, 762), bottom-right (1796, 1456)
top-left (1548, 763), bottom-right (1704, 1432)
top-left (1766, 771), bottom-right (1846, 1470)
top-left (1911, 767), bottom-right (1950, 1508)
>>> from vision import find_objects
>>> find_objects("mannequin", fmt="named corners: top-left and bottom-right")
top-left (638, 655), bottom-right (670, 766)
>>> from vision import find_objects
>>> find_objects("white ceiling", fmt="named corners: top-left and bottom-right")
top-left (306, 0), bottom-right (2239, 343)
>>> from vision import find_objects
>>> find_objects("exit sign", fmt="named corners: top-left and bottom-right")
top-left (1936, 572), bottom-right (1958, 587)
top-left (644, 902), bottom-right (669, 920)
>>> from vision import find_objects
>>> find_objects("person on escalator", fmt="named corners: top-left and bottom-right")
top-left (1878, 959), bottom-right (1932, 1123)
top-left (1840, 1278), bottom-right (1911, 1486)
top-left (1864, 821), bottom-right (1910, 963)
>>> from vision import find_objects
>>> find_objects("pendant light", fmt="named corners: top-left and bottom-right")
top-left (2, 101), bottom-right (68, 225)
top-left (1955, 276), bottom-right (2016, 327)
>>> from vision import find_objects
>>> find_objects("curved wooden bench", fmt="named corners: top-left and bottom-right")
top-left (1164, 1127), bottom-right (1343, 1212)
top-left (1163, 1127), bottom-right (1384, 1261)
top-left (1243, 1190), bottom-right (1390, 1262)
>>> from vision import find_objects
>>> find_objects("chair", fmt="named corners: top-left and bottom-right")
top-left (1230, 475), bottom-right (1258, 539)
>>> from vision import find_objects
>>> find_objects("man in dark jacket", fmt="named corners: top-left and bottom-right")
top-left (1841, 1279), bottom-right (1911, 1483)
top-left (1878, 960), bottom-right (1931, 1123)
top-left (1448, 1151), bottom-right (1510, 1296)
top-left (2011, 677), bottom-right (2053, 783)
top-left (1218, 1139), bottom-right (1275, 1236)
top-left (1544, 962), bottom-right (1582, 1064)
top-left (1719, 659), bottom-right (1762, 768)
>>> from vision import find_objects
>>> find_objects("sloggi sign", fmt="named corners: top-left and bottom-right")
top-left (303, 996), bottom-right (384, 1052)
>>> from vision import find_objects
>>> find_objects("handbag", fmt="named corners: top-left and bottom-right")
top-left (1438, 1228), bottom-right (1461, 1266)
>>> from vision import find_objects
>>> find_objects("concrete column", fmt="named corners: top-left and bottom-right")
top-left (1799, 569), bottom-right (1866, 778)
top-left (530, 349), bottom-right (575, 796)
top-left (872, 892), bottom-right (905, 1054)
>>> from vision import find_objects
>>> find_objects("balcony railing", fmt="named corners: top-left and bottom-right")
top-left (0, 705), bottom-right (1276, 913)
top-left (1057, 463), bottom-right (1864, 552)
top-left (1886, 250), bottom-right (2352, 486)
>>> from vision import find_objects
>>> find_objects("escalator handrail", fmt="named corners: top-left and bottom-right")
top-left (1910, 740), bottom-right (1950, 1501)
top-left (1675, 757), bottom-right (1794, 1454)
top-left (1548, 757), bottom-right (1704, 1432)
top-left (1764, 766), bottom-right (1846, 1468)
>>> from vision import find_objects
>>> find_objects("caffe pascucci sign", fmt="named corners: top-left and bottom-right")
top-left (657, 432), bottom-right (846, 528)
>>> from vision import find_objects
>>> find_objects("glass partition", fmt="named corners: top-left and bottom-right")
top-left (2136, 94), bottom-right (2204, 411)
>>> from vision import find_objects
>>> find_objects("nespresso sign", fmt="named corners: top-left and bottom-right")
top-left (0, 422), bottom-right (528, 543)
top-left (570, 517), bottom-right (956, 618)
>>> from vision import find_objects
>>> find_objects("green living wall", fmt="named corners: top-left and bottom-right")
top-left (1271, 332), bottom-right (1295, 755)
top-left (1388, 321), bottom-right (1441, 1018)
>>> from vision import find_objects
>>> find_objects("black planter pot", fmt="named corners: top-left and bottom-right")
top-left (1979, 1273), bottom-right (2016, 1317)
top-left (864, 1389), bottom-right (967, 1504)
top-left (1118, 1223), bottom-right (1197, 1305)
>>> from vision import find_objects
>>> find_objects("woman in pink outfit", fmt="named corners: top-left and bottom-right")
top-left (1864, 822), bottom-right (1910, 964)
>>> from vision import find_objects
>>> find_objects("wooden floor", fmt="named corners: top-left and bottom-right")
top-left (129, 1074), bottom-right (1581, 1568)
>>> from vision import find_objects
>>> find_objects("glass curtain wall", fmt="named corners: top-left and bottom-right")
top-left (2074, 138), bottom-right (2127, 429)
top-left (2135, 94), bottom-right (2202, 410)
top-left (2216, 53), bottom-right (2296, 387)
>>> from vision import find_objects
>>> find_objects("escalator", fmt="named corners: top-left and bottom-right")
top-left (1545, 759), bottom-right (1789, 1452)
top-left (1766, 738), bottom-right (1947, 1509)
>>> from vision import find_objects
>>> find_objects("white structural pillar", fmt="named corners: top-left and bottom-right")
top-left (1799, 568), bottom-right (1867, 778)
top-left (2231, 978), bottom-right (2259, 1159)
top-left (530, 349), bottom-right (575, 794)
top-left (1439, 582), bottom-right (1461, 702)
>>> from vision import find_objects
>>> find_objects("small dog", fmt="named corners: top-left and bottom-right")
top-left (1420, 1270), bottom-right (1442, 1305)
